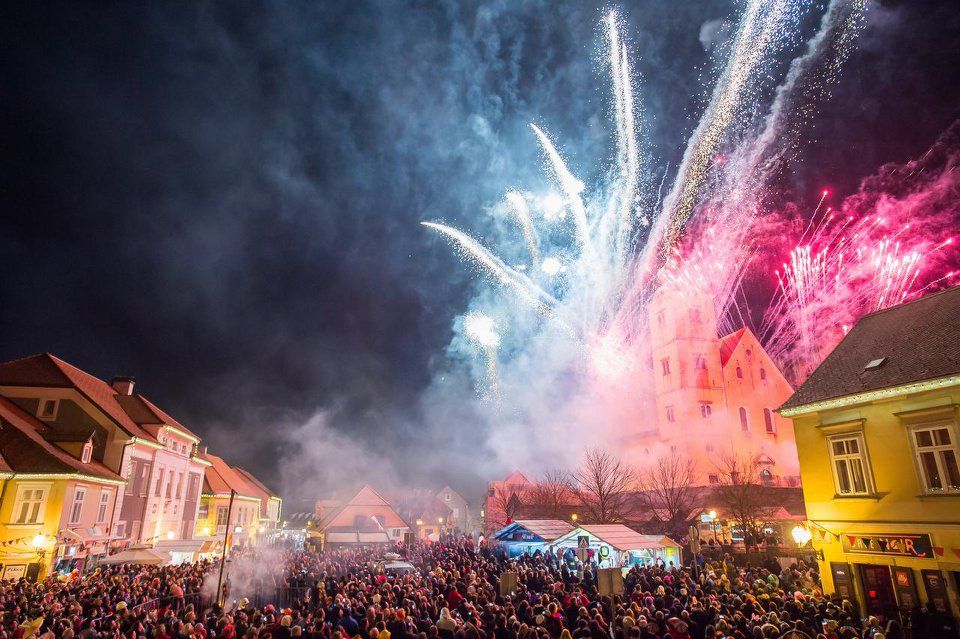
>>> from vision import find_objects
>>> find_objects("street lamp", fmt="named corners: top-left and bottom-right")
top-left (791, 525), bottom-right (812, 547)
top-left (31, 534), bottom-right (48, 558)
top-left (234, 525), bottom-right (242, 533)
top-left (707, 510), bottom-right (719, 543)
top-left (571, 513), bottom-right (578, 522)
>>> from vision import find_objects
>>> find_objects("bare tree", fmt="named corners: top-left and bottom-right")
top-left (638, 455), bottom-right (699, 538)
top-left (526, 469), bottom-right (574, 519)
top-left (712, 451), bottom-right (777, 559)
top-left (570, 448), bottom-right (637, 523)
top-left (488, 485), bottom-right (523, 528)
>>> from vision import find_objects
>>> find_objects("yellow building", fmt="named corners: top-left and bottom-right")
top-left (193, 451), bottom-right (263, 552)
top-left (781, 286), bottom-right (960, 623)
top-left (0, 396), bottom-right (124, 580)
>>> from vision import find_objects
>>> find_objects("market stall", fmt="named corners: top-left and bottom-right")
top-left (490, 520), bottom-right (575, 558)
top-left (552, 524), bottom-right (682, 569)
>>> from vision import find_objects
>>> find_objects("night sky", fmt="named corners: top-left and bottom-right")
top-left (2, 1), bottom-right (959, 503)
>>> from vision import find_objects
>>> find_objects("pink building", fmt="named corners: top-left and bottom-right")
top-left (643, 288), bottom-right (800, 485)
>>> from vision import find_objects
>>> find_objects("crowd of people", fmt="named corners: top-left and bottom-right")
top-left (0, 537), bottom-right (953, 639)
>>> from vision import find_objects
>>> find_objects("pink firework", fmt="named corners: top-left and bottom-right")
top-left (760, 192), bottom-right (956, 383)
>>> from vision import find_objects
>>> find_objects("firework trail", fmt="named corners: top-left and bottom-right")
top-left (421, 0), bottom-right (910, 421)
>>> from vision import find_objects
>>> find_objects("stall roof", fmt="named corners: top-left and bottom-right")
top-left (557, 525), bottom-right (681, 551)
top-left (492, 519), bottom-right (575, 542)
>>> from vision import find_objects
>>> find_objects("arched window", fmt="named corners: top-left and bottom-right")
top-left (764, 408), bottom-right (775, 433)
top-left (759, 469), bottom-right (774, 485)
top-left (760, 367), bottom-right (767, 381)
top-left (736, 366), bottom-right (743, 379)
top-left (739, 407), bottom-right (749, 432)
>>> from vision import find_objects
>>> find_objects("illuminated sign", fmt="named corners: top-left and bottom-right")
top-left (841, 533), bottom-right (933, 558)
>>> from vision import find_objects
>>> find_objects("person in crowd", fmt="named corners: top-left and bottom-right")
top-left (0, 536), bottom-right (942, 639)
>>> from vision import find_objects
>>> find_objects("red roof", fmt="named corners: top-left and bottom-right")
top-left (233, 466), bottom-right (280, 512)
top-left (718, 328), bottom-right (746, 366)
top-left (0, 353), bottom-right (199, 441)
top-left (0, 354), bottom-right (154, 441)
top-left (0, 396), bottom-right (123, 481)
top-left (200, 451), bottom-right (260, 499)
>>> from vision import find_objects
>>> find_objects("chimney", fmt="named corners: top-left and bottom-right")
top-left (111, 376), bottom-right (135, 396)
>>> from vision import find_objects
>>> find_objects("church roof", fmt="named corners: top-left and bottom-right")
top-left (718, 328), bottom-right (746, 366)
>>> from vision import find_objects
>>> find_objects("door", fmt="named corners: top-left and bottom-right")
top-left (859, 564), bottom-right (898, 622)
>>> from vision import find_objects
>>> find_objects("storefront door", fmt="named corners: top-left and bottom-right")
top-left (859, 564), bottom-right (899, 622)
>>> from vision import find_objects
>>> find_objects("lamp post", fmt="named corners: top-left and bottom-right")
top-left (791, 525), bottom-right (812, 547)
top-left (31, 534), bottom-right (48, 582)
top-left (571, 513), bottom-right (578, 523)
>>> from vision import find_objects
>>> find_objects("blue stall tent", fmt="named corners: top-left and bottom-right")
top-left (552, 525), bottom-right (682, 569)
top-left (490, 520), bottom-right (575, 558)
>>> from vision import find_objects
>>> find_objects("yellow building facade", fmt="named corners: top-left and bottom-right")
top-left (781, 287), bottom-right (960, 624)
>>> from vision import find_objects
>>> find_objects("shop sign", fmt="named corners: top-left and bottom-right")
top-left (2, 564), bottom-right (26, 580)
top-left (577, 535), bottom-right (589, 548)
top-left (841, 532), bottom-right (933, 558)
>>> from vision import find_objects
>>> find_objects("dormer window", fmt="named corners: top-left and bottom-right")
top-left (81, 441), bottom-right (93, 464)
top-left (38, 399), bottom-right (59, 421)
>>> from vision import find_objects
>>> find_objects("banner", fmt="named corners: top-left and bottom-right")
top-left (841, 532), bottom-right (933, 558)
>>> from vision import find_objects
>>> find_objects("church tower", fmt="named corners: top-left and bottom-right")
top-left (647, 286), bottom-right (727, 443)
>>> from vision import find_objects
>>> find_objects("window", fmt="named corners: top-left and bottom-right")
top-left (657, 311), bottom-right (665, 328)
top-left (911, 425), bottom-right (960, 493)
top-left (694, 354), bottom-right (707, 370)
top-left (739, 407), bottom-right (749, 431)
top-left (38, 398), bottom-right (59, 420)
top-left (759, 469), bottom-right (774, 486)
top-left (690, 308), bottom-right (702, 323)
top-left (14, 486), bottom-right (47, 524)
top-left (736, 366), bottom-right (743, 379)
top-left (661, 358), bottom-right (671, 376)
top-left (666, 406), bottom-right (675, 423)
top-left (155, 467), bottom-right (164, 497)
top-left (705, 443), bottom-right (714, 452)
top-left (115, 522), bottom-right (126, 538)
top-left (97, 490), bottom-right (110, 523)
top-left (176, 473), bottom-right (184, 499)
top-left (699, 402), bottom-right (712, 418)
top-left (764, 408), bottom-right (776, 434)
top-left (444, 493), bottom-right (451, 501)
top-left (81, 442), bottom-right (93, 464)
top-left (829, 435), bottom-right (871, 496)
top-left (216, 506), bottom-right (229, 527)
top-left (70, 487), bottom-right (86, 524)
top-left (759, 367), bottom-right (767, 381)
top-left (708, 474), bottom-right (719, 485)
top-left (199, 504), bottom-right (209, 519)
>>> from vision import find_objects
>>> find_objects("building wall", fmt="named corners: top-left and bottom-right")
top-left (0, 476), bottom-right (120, 579)
top-left (195, 494), bottom-right (262, 549)
top-left (789, 389), bottom-right (960, 620)
top-left (437, 488), bottom-right (470, 531)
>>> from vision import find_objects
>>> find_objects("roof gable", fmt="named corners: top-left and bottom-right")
top-left (0, 396), bottom-right (122, 481)
top-left (0, 354), bottom-right (156, 441)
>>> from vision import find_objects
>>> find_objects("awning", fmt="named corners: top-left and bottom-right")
top-left (154, 539), bottom-right (205, 553)
top-left (358, 532), bottom-right (390, 543)
top-left (198, 540), bottom-right (223, 553)
top-left (100, 548), bottom-right (171, 565)
top-left (327, 532), bottom-right (359, 543)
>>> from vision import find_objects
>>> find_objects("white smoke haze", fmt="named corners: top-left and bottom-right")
top-left (417, 0), bottom-right (875, 483)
